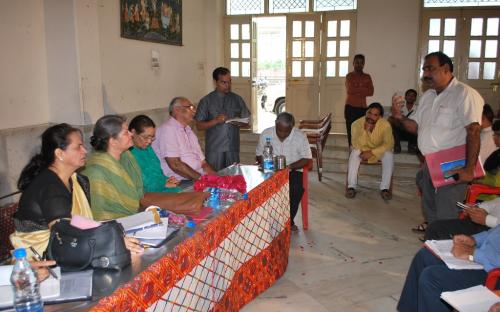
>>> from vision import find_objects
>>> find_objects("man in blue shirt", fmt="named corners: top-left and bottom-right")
top-left (397, 225), bottom-right (500, 312)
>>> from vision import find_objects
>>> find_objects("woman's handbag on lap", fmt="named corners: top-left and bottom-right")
top-left (47, 219), bottom-right (131, 271)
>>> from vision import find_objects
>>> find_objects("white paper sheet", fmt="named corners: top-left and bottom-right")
top-left (425, 240), bottom-right (484, 270)
top-left (441, 285), bottom-right (500, 312)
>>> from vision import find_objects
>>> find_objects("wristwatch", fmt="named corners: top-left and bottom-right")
top-left (468, 254), bottom-right (474, 262)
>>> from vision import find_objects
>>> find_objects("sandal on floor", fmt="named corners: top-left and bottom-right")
top-left (345, 187), bottom-right (356, 199)
top-left (411, 222), bottom-right (428, 233)
top-left (380, 189), bottom-right (392, 200)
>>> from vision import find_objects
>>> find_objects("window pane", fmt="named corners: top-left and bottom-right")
top-left (231, 61), bottom-right (239, 77)
top-left (326, 60), bottom-right (336, 77)
top-left (241, 24), bottom-right (250, 40)
top-left (304, 61), bottom-right (314, 77)
top-left (231, 24), bottom-right (239, 40)
top-left (270, 0), bottom-right (307, 13)
top-left (468, 62), bottom-right (480, 80)
top-left (314, 0), bottom-right (357, 11)
top-left (469, 40), bottom-right (482, 58)
top-left (487, 18), bottom-right (499, 36)
top-left (242, 43), bottom-right (250, 58)
top-left (444, 18), bottom-right (456, 36)
top-left (292, 61), bottom-right (301, 77)
top-left (293, 41), bottom-right (302, 57)
top-left (328, 20), bottom-right (337, 37)
top-left (483, 62), bottom-right (496, 80)
top-left (471, 18), bottom-right (483, 36)
top-left (327, 40), bottom-right (337, 57)
top-left (339, 40), bottom-right (349, 57)
top-left (241, 62), bottom-right (250, 77)
top-left (429, 18), bottom-right (441, 36)
top-left (305, 41), bottom-right (314, 57)
top-left (227, 0), bottom-right (264, 15)
top-left (428, 40), bottom-right (440, 53)
top-left (485, 40), bottom-right (498, 58)
top-left (339, 60), bottom-right (348, 77)
top-left (305, 21), bottom-right (315, 37)
top-left (293, 21), bottom-right (302, 37)
top-left (424, 0), bottom-right (500, 8)
top-left (443, 40), bottom-right (455, 57)
top-left (231, 43), bottom-right (239, 58)
top-left (340, 20), bottom-right (350, 37)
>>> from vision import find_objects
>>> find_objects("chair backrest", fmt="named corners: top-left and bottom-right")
top-left (0, 203), bottom-right (17, 262)
top-left (299, 113), bottom-right (332, 130)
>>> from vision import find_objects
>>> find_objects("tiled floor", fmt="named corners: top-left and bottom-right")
top-left (243, 172), bottom-right (424, 312)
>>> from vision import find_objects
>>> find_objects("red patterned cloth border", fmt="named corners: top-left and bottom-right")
top-left (91, 169), bottom-right (290, 312)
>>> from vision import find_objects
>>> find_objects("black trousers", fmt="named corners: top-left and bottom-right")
top-left (344, 105), bottom-right (367, 146)
top-left (424, 218), bottom-right (489, 240)
top-left (289, 171), bottom-right (304, 226)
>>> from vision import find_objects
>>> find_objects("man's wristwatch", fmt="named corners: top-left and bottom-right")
top-left (468, 254), bottom-right (474, 262)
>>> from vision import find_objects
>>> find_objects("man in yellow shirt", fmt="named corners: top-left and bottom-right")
top-left (346, 102), bottom-right (394, 200)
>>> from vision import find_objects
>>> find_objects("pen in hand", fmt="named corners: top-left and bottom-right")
top-left (29, 246), bottom-right (58, 280)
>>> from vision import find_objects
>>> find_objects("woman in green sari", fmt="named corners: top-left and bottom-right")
top-left (82, 115), bottom-right (208, 221)
top-left (128, 115), bottom-right (181, 193)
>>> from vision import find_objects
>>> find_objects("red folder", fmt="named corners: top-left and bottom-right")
top-left (425, 144), bottom-right (485, 188)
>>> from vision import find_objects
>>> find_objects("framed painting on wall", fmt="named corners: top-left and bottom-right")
top-left (120, 0), bottom-right (182, 46)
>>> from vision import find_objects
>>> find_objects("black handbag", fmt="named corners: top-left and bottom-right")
top-left (46, 219), bottom-right (131, 271)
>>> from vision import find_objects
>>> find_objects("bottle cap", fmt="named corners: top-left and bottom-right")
top-left (186, 220), bottom-right (196, 228)
top-left (242, 193), bottom-right (249, 200)
top-left (13, 248), bottom-right (27, 259)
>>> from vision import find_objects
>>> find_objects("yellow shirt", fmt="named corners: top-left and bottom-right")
top-left (351, 117), bottom-right (394, 163)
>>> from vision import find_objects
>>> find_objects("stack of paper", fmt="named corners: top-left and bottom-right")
top-left (425, 240), bottom-right (484, 270)
top-left (116, 211), bottom-right (173, 247)
top-left (441, 285), bottom-right (499, 312)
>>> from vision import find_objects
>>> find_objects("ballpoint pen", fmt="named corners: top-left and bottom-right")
top-left (29, 246), bottom-right (58, 280)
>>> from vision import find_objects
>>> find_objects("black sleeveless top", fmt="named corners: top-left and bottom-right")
top-left (13, 169), bottom-right (91, 232)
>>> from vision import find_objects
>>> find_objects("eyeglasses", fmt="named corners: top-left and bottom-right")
top-left (138, 134), bottom-right (155, 142)
top-left (180, 104), bottom-right (196, 111)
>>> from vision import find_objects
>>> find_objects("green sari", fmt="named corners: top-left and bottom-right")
top-left (82, 151), bottom-right (144, 220)
top-left (130, 146), bottom-right (181, 193)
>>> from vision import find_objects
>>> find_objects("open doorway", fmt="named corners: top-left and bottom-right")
top-left (254, 16), bottom-right (286, 133)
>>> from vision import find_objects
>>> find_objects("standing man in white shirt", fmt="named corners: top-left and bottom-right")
top-left (256, 112), bottom-right (312, 232)
top-left (391, 51), bottom-right (484, 224)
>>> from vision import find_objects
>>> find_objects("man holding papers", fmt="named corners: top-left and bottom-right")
top-left (195, 67), bottom-right (251, 171)
top-left (397, 225), bottom-right (500, 312)
top-left (391, 51), bottom-right (484, 223)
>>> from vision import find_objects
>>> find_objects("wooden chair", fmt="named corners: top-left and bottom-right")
top-left (0, 203), bottom-right (18, 262)
top-left (299, 113), bottom-right (332, 181)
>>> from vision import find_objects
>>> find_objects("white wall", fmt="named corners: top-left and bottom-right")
top-left (357, 0), bottom-right (421, 109)
top-left (97, 0), bottom-right (211, 117)
top-left (0, 0), bottom-right (50, 129)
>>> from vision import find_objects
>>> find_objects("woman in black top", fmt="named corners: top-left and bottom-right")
top-left (11, 123), bottom-right (142, 256)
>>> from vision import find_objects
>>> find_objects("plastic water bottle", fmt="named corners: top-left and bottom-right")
top-left (263, 137), bottom-right (274, 173)
top-left (10, 248), bottom-right (44, 312)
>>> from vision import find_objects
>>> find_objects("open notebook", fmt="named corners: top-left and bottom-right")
top-left (441, 285), bottom-right (499, 312)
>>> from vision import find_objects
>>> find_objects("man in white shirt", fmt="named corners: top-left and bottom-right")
top-left (479, 104), bottom-right (496, 165)
top-left (256, 112), bottom-right (312, 232)
top-left (391, 51), bottom-right (484, 224)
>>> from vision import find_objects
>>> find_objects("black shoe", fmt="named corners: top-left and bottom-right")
top-left (394, 145), bottom-right (401, 154)
top-left (408, 144), bottom-right (418, 154)
top-left (291, 224), bottom-right (299, 232)
top-left (380, 189), bottom-right (392, 200)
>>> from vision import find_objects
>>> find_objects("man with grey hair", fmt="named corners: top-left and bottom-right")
top-left (152, 97), bottom-right (216, 181)
top-left (256, 112), bottom-right (312, 232)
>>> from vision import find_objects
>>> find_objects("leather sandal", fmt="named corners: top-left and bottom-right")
top-left (380, 189), bottom-right (392, 200)
top-left (345, 188), bottom-right (356, 198)
top-left (411, 222), bottom-right (428, 233)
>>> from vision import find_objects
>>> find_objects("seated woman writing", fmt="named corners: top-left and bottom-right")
top-left (10, 123), bottom-right (142, 257)
top-left (128, 115), bottom-right (181, 193)
top-left (82, 115), bottom-right (207, 221)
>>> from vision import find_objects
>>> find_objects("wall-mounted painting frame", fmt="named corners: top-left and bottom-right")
top-left (120, 0), bottom-right (182, 46)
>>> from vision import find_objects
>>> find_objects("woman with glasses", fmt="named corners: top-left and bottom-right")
top-left (129, 115), bottom-right (181, 193)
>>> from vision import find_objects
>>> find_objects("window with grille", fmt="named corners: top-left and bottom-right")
top-left (227, 0), bottom-right (265, 15)
top-left (314, 0), bottom-right (357, 11)
top-left (424, 0), bottom-right (500, 8)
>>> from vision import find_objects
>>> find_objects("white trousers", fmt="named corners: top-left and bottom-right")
top-left (347, 149), bottom-right (394, 190)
